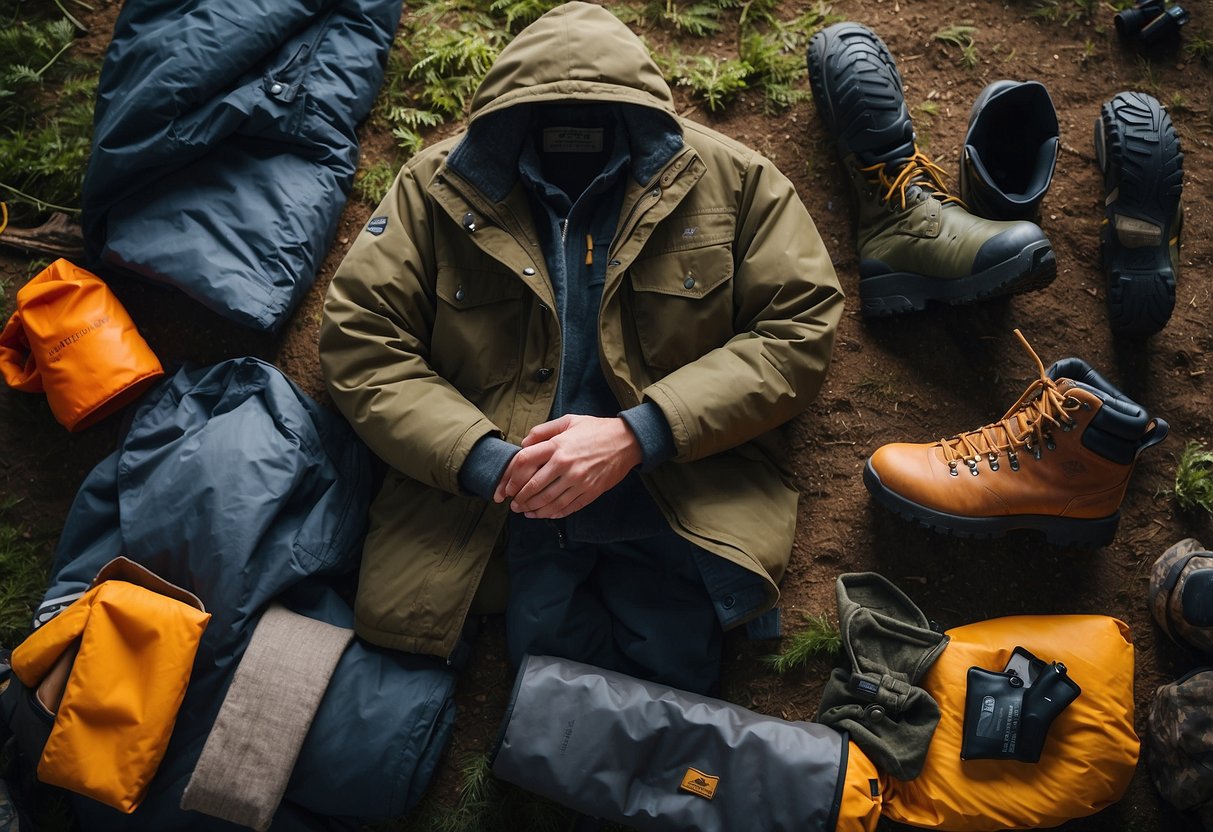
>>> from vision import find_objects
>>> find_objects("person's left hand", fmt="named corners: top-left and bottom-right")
top-left (493, 414), bottom-right (643, 519)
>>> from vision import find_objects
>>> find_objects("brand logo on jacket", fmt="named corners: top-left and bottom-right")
top-left (680, 767), bottom-right (719, 799)
top-left (366, 216), bottom-right (388, 236)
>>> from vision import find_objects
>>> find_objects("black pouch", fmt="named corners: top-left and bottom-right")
top-left (961, 649), bottom-right (1081, 763)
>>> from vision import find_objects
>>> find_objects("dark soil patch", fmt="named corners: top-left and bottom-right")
top-left (2, 1), bottom-right (1212, 830)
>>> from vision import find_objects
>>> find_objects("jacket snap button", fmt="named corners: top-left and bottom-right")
top-left (269, 83), bottom-right (284, 95)
top-left (523, 267), bottom-right (536, 276)
top-left (683, 275), bottom-right (696, 289)
top-left (864, 704), bottom-right (886, 723)
top-left (454, 287), bottom-right (465, 302)
top-left (534, 368), bottom-right (553, 382)
top-left (721, 594), bottom-right (736, 610)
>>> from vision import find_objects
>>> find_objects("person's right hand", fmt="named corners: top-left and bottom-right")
top-left (493, 414), bottom-right (642, 519)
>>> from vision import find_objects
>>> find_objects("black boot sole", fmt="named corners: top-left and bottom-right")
top-left (858, 238), bottom-right (1056, 316)
top-left (807, 22), bottom-right (914, 163)
top-left (1095, 91), bottom-right (1183, 337)
top-left (863, 460), bottom-right (1119, 547)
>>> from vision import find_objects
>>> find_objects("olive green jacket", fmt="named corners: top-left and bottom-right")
top-left (320, 1), bottom-right (844, 658)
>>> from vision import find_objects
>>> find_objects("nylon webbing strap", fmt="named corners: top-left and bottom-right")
top-left (181, 603), bottom-right (353, 830)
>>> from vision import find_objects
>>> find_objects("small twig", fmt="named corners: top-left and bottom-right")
top-left (34, 37), bottom-right (75, 77)
top-left (52, 0), bottom-right (88, 33)
top-left (0, 182), bottom-right (77, 214)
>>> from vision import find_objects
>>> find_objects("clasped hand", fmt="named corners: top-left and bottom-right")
top-left (492, 414), bottom-right (642, 519)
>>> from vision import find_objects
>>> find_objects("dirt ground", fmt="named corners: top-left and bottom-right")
top-left (2, 0), bottom-right (1213, 830)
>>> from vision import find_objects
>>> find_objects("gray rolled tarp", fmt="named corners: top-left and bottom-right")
top-left (492, 655), bottom-right (884, 832)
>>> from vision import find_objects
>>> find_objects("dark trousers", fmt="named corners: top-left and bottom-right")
top-left (504, 515), bottom-right (723, 695)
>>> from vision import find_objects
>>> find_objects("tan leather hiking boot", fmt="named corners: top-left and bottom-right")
top-left (864, 331), bottom-right (1168, 546)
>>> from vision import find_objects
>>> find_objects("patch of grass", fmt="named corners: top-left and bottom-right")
top-left (762, 613), bottom-right (841, 673)
top-left (0, 9), bottom-right (101, 222)
top-left (1174, 442), bottom-right (1213, 515)
top-left (371, 1), bottom-right (509, 156)
top-left (0, 497), bottom-right (54, 648)
top-left (655, 0), bottom-right (726, 36)
top-left (661, 49), bottom-right (753, 112)
top-left (853, 373), bottom-right (905, 402)
top-left (1029, 0), bottom-right (1099, 25)
top-left (1168, 92), bottom-right (1190, 113)
top-left (1135, 54), bottom-right (1163, 97)
top-left (1184, 30), bottom-right (1212, 64)
top-left (374, 1), bottom-right (836, 156)
top-left (392, 751), bottom-right (574, 832)
top-left (915, 100), bottom-right (941, 119)
top-left (658, 3), bottom-right (834, 114)
top-left (353, 160), bottom-right (402, 206)
top-left (932, 24), bottom-right (979, 68)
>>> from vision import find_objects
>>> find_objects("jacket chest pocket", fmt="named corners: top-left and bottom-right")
top-left (432, 266), bottom-right (526, 393)
top-left (627, 242), bottom-right (735, 371)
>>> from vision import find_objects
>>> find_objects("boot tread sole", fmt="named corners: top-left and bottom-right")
top-left (1096, 91), bottom-right (1183, 337)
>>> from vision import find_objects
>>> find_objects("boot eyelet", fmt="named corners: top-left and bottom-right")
top-left (967, 459), bottom-right (980, 476)
top-left (1045, 435), bottom-right (1056, 451)
top-left (948, 461), bottom-right (959, 477)
top-left (1032, 446), bottom-right (1042, 460)
top-left (1008, 452), bottom-right (1020, 471)
top-left (1062, 396), bottom-right (1079, 409)
top-left (987, 453), bottom-right (1000, 471)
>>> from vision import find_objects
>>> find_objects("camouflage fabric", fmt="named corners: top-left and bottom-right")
top-left (1150, 538), bottom-right (1213, 653)
top-left (1147, 669), bottom-right (1213, 827)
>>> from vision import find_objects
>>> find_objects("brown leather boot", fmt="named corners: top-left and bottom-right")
top-left (864, 330), bottom-right (1168, 546)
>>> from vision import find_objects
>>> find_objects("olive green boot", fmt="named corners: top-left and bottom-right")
top-left (807, 23), bottom-right (1056, 316)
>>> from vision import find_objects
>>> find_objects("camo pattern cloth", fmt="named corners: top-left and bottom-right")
top-left (1147, 668), bottom-right (1213, 827)
top-left (1150, 538), bottom-right (1213, 653)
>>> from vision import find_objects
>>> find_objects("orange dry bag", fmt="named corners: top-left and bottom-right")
top-left (10, 558), bottom-right (211, 813)
top-left (0, 258), bottom-right (163, 430)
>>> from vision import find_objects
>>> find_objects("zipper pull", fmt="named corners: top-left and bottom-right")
top-left (585, 234), bottom-right (593, 266)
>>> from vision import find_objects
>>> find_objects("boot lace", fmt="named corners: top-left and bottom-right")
top-left (859, 147), bottom-right (967, 211)
top-left (939, 330), bottom-right (1082, 476)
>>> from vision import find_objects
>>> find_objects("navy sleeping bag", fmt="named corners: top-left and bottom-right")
top-left (34, 359), bottom-right (455, 830)
top-left (80, 0), bottom-right (404, 331)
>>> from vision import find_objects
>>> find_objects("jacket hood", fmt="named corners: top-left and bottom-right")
top-left (468, 1), bottom-right (677, 122)
top-left (445, 2), bottom-right (684, 203)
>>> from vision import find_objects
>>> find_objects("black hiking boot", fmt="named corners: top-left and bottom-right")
top-left (807, 23), bottom-right (1056, 316)
top-left (1095, 91), bottom-right (1184, 337)
top-left (961, 80), bottom-right (1059, 222)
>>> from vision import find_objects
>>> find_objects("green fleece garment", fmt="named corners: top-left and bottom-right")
top-left (816, 572), bottom-right (949, 781)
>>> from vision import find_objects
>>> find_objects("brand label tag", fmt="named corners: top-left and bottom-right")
top-left (543, 127), bottom-right (604, 153)
top-left (679, 767), bottom-right (719, 800)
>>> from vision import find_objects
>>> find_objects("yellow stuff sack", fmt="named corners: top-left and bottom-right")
top-left (881, 615), bottom-right (1137, 831)
top-left (11, 572), bottom-right (210, 813)
top-left (839, 739), bottom-right (884, 832)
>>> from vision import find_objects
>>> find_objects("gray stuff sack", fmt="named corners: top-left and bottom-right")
top-left (492, 654), bottom-right (871, 832)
